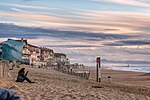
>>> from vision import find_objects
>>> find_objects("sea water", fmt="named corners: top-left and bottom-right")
top-left (104, 64), bottom-right (150, 73)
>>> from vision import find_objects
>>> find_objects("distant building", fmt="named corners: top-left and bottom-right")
top-left (20, 39), bottom-right (54, 67)
top-left (22, 41), bottom-right (30, 62)
top-left (70, 63), bottom-right (85, 69)
top-left (40, 47), bottom-right (54, 66)
top-left (54, 53), bottom-right (70, 66)
top-left (40, 47), bottom-right (54, 61)
top-left (26, 44), bottom-right (41, 66)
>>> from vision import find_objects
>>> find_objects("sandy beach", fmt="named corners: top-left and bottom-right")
top-left (1, 66), bottom-right (150, 100)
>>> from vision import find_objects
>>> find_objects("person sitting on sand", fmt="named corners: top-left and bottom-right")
top-left (16, 68), bottom-right (35, 83)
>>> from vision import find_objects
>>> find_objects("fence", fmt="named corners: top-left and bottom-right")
top-left (0, 60), bottom-right (9, 80)
top-left (54, 67), bottom-right (90, 79)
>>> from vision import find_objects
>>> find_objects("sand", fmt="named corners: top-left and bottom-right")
top-left (1, 66), bottom-right (150, 100)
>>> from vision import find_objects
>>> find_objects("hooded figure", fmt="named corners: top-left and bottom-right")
top-left (16, 68), bottom-right (34, 83)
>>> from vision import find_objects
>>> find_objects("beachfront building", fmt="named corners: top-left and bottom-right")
top-left (6, 38), bottom-right (40, 65)
top-left (17, 39), bottom-right (56, 67)
top-left (22, 42), bottom-right (30, 62)
top-left (54, 53), bottom-right (70, 67)
top-left (27, 44), bottom-right (41, 67)
top-left (0, 38), bottom-right (71, 68)
top-left (40, 47), bottom-right (54, 66)
top-left (70, 63), bottom-right (85, 69)
top-left (19, 39), bottom-right (30, 64)
top-left (10, 38), bottom-right (53, 67)
top-left (53, 53), bottom-right (70, 70)
top-left (0, 38), bottom-right (52, 66)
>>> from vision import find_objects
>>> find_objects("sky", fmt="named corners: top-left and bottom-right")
top-left (0, 0), bottom-right (150, 66)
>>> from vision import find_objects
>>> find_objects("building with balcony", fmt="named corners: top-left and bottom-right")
top-left (54, 53), bottom-right (70, 66)
top-left (0, 38), bottom-right (71, 68)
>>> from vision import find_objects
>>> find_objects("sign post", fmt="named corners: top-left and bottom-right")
top-left (96, 57), bottom-right (101, 83)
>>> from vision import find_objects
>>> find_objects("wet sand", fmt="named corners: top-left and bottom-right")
top-left (1, 66), bottom-right (150, 100)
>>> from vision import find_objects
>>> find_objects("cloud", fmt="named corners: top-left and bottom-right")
top-left (0, 8), bottom-right (150, 34)
top-left (9, 4), bottom-right (61, 11)
top-left (0, 0), bottom-right (150, 66)
top-left (0, 23), bottom-right (142, 65)
top-left (93, 0), bottom-right (150, 7)
top-left (126, 49), bottom-right (150, 55)
top-left (44, 44), bottom-right (98, 48)
top-left (0, 23), bottom-right (149, 65)
top-left (10, 7), bottom-right (29, 13)
top-left (22, 0), bottom-right (38, 1)
top-left (0, 23), bottom-right (132, 40)
top-left (104, 40), bottom-right (150, 46)
top-left (120, 40), bottom-right (150, 45)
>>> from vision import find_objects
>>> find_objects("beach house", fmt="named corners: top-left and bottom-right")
top-left (40, 47), bottom-right (54, 66)
top-left (54, 53), bottom-right (70, 67)
top-left (27, 44), bottom-right (41, 67)
top-left (5, 38), bottom-right (40, 65)
top-left (12, 38), bottom-right (54, 67)
top-left (0, 38), bottom-right (72, 68)
top-left (0, 38), bottom-right (54, 66)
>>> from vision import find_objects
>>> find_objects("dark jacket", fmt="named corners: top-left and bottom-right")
top-left (16, 68), bottom-right (28, 82)
top-left (0, 87), bottom-right (20, 100)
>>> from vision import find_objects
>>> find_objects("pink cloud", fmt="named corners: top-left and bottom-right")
top-left (0, 9), bottom-right (150, 34)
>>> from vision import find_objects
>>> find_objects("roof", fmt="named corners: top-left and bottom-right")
top-left (3, 40), bottom-right (25, 47)
top-left (28, 44), bottom-right (40, 49)
top-left (54, 53), bottom-right (66, 57)
top-left (40, 47), bottom-right (54, 53)
top-left (8, 38), bottom-right (28, 44)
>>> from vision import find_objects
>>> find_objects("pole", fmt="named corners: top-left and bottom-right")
top-left (96, 57), bottom-right (101, 83)
top-left (96, 61), bottom-right (98, 82)
top-left (99, 57), bottom-right (101, 83)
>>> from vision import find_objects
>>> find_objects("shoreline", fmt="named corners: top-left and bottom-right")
top-left (104, 66), bottom-right (150, 73)
top-left (88, 67), bottom-right (150, 87)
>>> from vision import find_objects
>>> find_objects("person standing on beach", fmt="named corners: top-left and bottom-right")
top-left (16, 68), bottom-right (35, 83)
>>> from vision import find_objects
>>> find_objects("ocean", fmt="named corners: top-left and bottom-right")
top-left (104, 64), bottom-right (150, 73)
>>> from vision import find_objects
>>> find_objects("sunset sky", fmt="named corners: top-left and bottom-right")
top-left (0, 0), bottom-right (150, 66)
